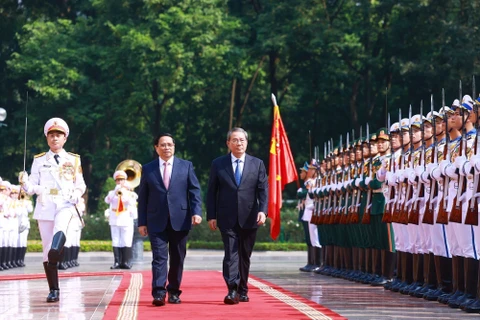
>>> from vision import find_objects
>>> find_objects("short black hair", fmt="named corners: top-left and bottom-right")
top-left (154, 133), bottom-right (175, 146)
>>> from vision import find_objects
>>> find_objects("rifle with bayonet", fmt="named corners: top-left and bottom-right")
top-left (450, 81), bottom-right (466, 224)
top-left (310, 146), bottom-right (320, 225)
top-left (341, 133), bottom-right (351, 224)
top-left (382, 113), bottom-right (394, 223)
top-left (362, 123), bottom-right (372, 224)
top-left (437, 88), bottom-right (450, 224)
top-left (409, 102), bottom-right (424, 225)
top-left (350, 127), bottom-right (363, 224)
top-left (335, 135), bottom-right (344, 224)
top-left (423, 95), bottom-right (436, 224)
top-left (320, 144), bottom-right (331, 225)
top-left (400, 105), bottom-right (414, 225)
top-left (393, 109), bottom-right (403, 223)
top-left (346, 129), bottom-right (355, 224)
top-left (466, 76), bottom-right (479, 226)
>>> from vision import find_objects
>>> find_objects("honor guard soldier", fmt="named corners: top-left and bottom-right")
top-left (298, 162), bottom-right (315, 272)
top-left (0, 180), bottom-right (13, 269)
top-left (463, 94), bottom-right (480, 313)
top-left (19, 117), bottom-right (86, 303)
top-left (13, 185), bottom-right (32, 267)
top-left (423, 108), bottom-right (451, 301)
top-left (302, 161), bottom-right (321, 271)
top-left (10, 185), bottom-right (31, 267)
top-left (105, 170), bottom-right (137, 269)
top-left (369, 128), bottom-right (395, 286)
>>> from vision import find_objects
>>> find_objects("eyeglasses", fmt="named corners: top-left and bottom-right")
top-left (230, 139), bottom-right (247, 145)
top-left (159, 143), bottom-right (175, 148)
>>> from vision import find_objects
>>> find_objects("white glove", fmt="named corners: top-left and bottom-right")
top-left (420, 171), bottom-right (430, 184)
top-left (376, 167), bottom-right (387, 182)
top-left (355, 178), bottom-right (361, 187)
top-left (461, 161), bottom-right (472, 178)
top-left (396, 169), bottom-right (404, 183)
top-left (414, 165), bottom-right (425, 178)
top-left (426, 163), bottom-right (437, 176)
top-left (365, 177), bottom-right (372, 185)
top-left (386, 172), bottom-right (398, 187)
top-left (67, 190), bottom-right (82, 205)
top-left (439, 160), bottom-right (450, 176)
top-left (297, 188), bottom-right (302, 193)
top-left (19, 171), bottom-right (28, 184)
top-left (404, 168), bottom-right (415, 185)
top-left (431, 167), bottom-right (443, 182)
top-left (444, 163), bottom-right (458, 180)
top-left (454, 155), bottom-right (467, 170)
top-left (470, 155), bottom-right (480, 173)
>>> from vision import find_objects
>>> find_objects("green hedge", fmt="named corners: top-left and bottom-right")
top-left (26, 202), bottom-right (307, 248)
top-left (26, 240), bottom-right (306, 252)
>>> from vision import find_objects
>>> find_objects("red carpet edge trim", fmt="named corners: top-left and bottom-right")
top-left (249, 274), bottom-right (347, 320)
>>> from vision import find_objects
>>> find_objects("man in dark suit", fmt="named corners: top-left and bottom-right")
top-left (207, 127), bottom-right (268, 305)
top-left (138, 133), bottom-right (202, 307)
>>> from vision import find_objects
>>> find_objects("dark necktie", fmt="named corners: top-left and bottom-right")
top-left (234, 159), bottom-right (242, 186)
top-left (54, 154), bottom-right (60, 165)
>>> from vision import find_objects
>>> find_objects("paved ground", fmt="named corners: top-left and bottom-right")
top-left (0, 250), bottom-right (479, 319)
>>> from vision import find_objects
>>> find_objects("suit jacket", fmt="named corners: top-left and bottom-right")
top-left (206, 153), bottom-right (268, 230)
top-left (138, 157), bottom-right (202, 233)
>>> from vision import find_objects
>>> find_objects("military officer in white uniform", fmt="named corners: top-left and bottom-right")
top-left (20, 117), bottom-right (86, 303)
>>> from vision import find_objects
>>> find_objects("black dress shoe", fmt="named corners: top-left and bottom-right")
top-left (46, 289), bottom-right (60, 302)
top-left (168, 293), bottom-right (181, 304)
top-left (239, 294), bottom-right (249, 302)
top-left (224, 290), bottom-right (239, 305)
top-left (152, 296), bottom-right (166, 306)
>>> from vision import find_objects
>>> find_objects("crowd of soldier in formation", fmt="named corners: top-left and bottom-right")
top-left (297, 93), bottom-right (480, 314)
top-left (0, 177), bottom-right (84, 270)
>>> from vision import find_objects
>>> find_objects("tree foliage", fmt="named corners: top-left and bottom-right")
top-left (1, 0), bottom-right (479, 214)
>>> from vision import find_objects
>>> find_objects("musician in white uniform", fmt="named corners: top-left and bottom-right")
top-left (105, 171), bottom-right (137, 269)
top-left (20, 117), bottom-right (86, 303)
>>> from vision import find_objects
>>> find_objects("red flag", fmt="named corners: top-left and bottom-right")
top-left (268, 98), bottom-right (298, 240)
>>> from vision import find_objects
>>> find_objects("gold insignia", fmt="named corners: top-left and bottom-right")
top-left (34, 152), bottom-right (46, 158)
top-left (60, 162), bottom-right (75, 180)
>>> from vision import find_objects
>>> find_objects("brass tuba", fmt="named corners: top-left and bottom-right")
top-left (116, 159), bottom-right (142, 189)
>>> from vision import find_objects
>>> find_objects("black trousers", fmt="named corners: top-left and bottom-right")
top-left (149, 220), bottom-right (189, 298)
top-left (220, 223), bottom-right (257, 294)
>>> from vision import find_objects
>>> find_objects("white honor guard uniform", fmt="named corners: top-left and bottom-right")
top-left (105, 171), bottom-right (137, 269)
top-left (20, 117), bottom-right (86, 303)
top-left (0, 181), bottom-right (14, 270)
top-left (16, 187), bottom-right (33, 268)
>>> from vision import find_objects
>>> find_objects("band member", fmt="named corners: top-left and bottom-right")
top-left (105, 170), bottom-right (137, 269)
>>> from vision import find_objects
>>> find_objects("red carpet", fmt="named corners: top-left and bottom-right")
top-left (103, 270), bottom-right (346, 320)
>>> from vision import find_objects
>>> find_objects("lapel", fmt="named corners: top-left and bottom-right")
top-left (225, 154), bottom-right (236, 185)
top-left (152, 158), bottom-right (165, 189)
top-left (169, 157), bottom-right (181, 186)
top-left (239, 154), bottom-right (251, 186)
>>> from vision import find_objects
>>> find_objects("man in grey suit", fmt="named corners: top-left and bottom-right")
top-left (138, 133), bottom-right (202, 307)
top-left (207, 127), bottom-right (268, 304)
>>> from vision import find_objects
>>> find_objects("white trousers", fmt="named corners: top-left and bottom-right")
top-left (110, 225), bottom-right (134, 247)
top-left (37, 207), bottom-right (74, 262)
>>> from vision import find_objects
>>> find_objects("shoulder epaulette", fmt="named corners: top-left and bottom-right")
top-left (34, 152), bottom-right (46, 158)
top-left (68, 152), bottom-right (80, 158)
